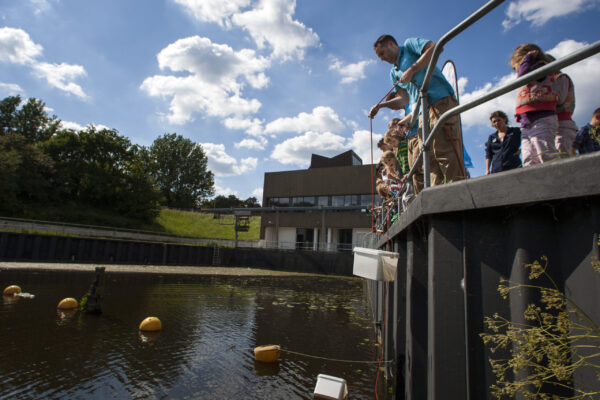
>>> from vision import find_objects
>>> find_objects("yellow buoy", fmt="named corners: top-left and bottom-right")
top-left (57, 297), bottom-right (78, 309)
top-left (254, 345), bottom-right (281, 363)
top-left (139, 317), bottom-right (162, 332)
top-left (3, 285), bottom-right (22, 295)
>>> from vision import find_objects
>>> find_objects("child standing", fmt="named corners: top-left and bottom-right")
top-left (571, 107), bottom-right (600, 155)
top-left (510, 43), bottom-right (559, 166)
top-left (545, 53), bottom-right (578, 155)
top-left (384, 118), bottom-right (410, 176)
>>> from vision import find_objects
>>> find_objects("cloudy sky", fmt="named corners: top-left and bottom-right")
top-left (1, 0), bottom-right (599, 202)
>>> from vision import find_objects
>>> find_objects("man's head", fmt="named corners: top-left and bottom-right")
top-left (373, 35), bottom-right (399, 64)
top-left (591, 107), bottom-right (600, 126)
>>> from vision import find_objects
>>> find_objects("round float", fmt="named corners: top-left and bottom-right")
top-left (254, 345), bottom-right (281, 363)
top-left (3, 285), bottom-right (22, 295)
top-left (57, 298), bottom-right (79, 309)
top-left (139, 317), bottom-right (162, 332)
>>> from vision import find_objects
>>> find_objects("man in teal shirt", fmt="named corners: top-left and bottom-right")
top-left (369, 35), bottom-right (465, 194)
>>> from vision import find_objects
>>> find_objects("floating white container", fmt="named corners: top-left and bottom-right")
top-left (313, 374), bottom-right (348, 400)
top-left (353, 247), bottom-right (399, 281)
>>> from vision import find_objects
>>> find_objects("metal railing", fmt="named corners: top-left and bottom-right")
top-left (406, 0), bottom-right (600, 188)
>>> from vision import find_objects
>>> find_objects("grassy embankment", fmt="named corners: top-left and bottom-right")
top-left (2, 204), bottom-right (261, 241)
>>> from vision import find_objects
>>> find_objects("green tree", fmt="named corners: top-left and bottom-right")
top-left (42, 126), bottom-right (161, 220)
top-left (244, 196), bottom-right (260, 207)
top-left (147, 133), bottom-right (214, 209)
top-left (201, 194), bottom-right (260, 208)
top-left (0, 96), bottom-right (56, 213)
top-left (0, 95), bottom-right (60, 142)
top-left (0, 133), bottom-right (55, 213)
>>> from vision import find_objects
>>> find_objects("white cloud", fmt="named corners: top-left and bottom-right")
top-left (265, 106), bottom-right (345, 135)
top-left (235, 137), bottom-right (267, 150)
top-left (172, 0), bottom-right (250, 27)
top-left (201, 142), bottom-right (258, 176)
top-left (0, 27), bottom-right (43, 64)
top-left (502, 0), bottom-right (599, 29)
top-left (251, 187), bottom-right (263, 202)
top-left (59, 121), bottom-right (110, 131)
top-left (271, 131), bottom-right (347, 166)
top-left (231, 0), bottom-right (319, 61)
top-left (457, 77), bottom-right (468, 95)
top-left (33, 62), bottom-right (87, 98)
top-left (329, 58), bottom-right (375, 84)
top-left (141, 36), bottom-right (269, 124)
top-left (28, 0), bottom-right (54, 14)
top-left (0, 27), bottom-right (88, 97)
top-left (213, 181), bottom-right (239, 197)
top-left (0, 82), bottom-right (24, 97)
top-left (347, 129), bottom-right (383, 165)
top-left (223, 116), bottom-right (264, 136)
top-left (459, 39), bottom-right (600, 131)
top-left (459, 73), bottom-right (518, 129)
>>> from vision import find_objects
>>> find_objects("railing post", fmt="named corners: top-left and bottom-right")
top-left (421, 93), bottom-right (431, 188)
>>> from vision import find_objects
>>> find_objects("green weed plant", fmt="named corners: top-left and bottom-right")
top-left (481, 248), bottom-right (600, 399)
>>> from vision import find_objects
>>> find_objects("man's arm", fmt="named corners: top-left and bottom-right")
top-left (369, 88), bottom-right (410, 119)
top-left (400, 41), bottom-right (435, 84)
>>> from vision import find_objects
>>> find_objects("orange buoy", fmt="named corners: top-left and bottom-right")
top-left (139, 317), bottom-right (162, 332)
top-left (57, 297), bottom-right (78, 309)
top-left (254, 345), bottom-right (281, 363)
top-left (3, 285), bottom-right (22, 295)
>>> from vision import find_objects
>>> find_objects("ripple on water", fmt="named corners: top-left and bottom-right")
top-left (0, 271), bottom-right (382, 399)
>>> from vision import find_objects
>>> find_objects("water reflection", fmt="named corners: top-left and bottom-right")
top-left (138, 331), bottom-right (161, 344)
top-left (56, 308), bottom-right (77, 325)
top-left (0, 270), bottom-right (383, 399)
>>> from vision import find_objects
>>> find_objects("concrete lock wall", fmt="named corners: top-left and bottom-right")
top-left (366, 152), bottom-right (600, 400)
top-left (0, 233), bottom-right (354, 276)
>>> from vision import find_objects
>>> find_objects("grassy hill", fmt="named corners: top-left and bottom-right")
top-left (2, 204), bottom-right (261, 241)
top-left (157, 209), bottom-right (260, 241)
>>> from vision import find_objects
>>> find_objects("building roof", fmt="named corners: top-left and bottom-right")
top-left (309, 150), bottom-right (363, 169)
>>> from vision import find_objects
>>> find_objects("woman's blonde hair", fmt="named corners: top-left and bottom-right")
top-left (387, 118), bottom-right (401, 129)
top-left (510, 43), bottom-right (545, 70)
top-left (384, 128), bottom-right (404, 145)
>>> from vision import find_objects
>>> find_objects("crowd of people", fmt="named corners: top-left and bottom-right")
top-left (369, 35), bottom-right (600, 233)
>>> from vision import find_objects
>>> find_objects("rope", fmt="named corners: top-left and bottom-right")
top-left (236, 346), bottom-right (391, 364)
top-left (281, 349), bottom-right (392, 364)
top-left (375, 282), bottom-right (389, 399)
top-left (370, 118), bottom-right (375, 232)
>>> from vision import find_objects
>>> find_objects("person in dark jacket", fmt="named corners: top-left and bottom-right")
top-left (485, 111), bottom-right (522, 174)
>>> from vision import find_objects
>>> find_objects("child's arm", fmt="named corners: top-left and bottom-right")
top-left (517, 52), bottom-right (537, 77)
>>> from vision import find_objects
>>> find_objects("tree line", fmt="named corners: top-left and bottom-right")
top-left (0, 95), bottom-right (255, 222)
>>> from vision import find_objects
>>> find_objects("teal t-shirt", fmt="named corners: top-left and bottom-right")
top-left (390, 37), bottom-right (455, 106)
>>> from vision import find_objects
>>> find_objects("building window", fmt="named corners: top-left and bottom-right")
top-left (338, 229), bottom-right (353, 251)
top-left (296, 228), bottom-right (314, 250)
top-left (317, 196), bottom-right (329, 206)
top-left (331, 195), bottom-right (344, 207)
top-left (268, 197), bottom-right (290, 207)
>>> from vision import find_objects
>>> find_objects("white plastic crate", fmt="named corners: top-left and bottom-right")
top-left (313, 374), bottom-right (348, 400)
top-left (353, 247), bottom-right (399, 281)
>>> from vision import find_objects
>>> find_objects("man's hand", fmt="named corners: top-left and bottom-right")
top-left (399, 66), bottom-right (415, 83)
top-left (369, 104), bottom-right (380, 119)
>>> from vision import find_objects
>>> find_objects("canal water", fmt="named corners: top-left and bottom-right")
top-left (0, 270), bottom-right (384, 399)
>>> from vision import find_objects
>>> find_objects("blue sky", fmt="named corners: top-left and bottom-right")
top-left (1, 0), bottom-right (599, 202)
